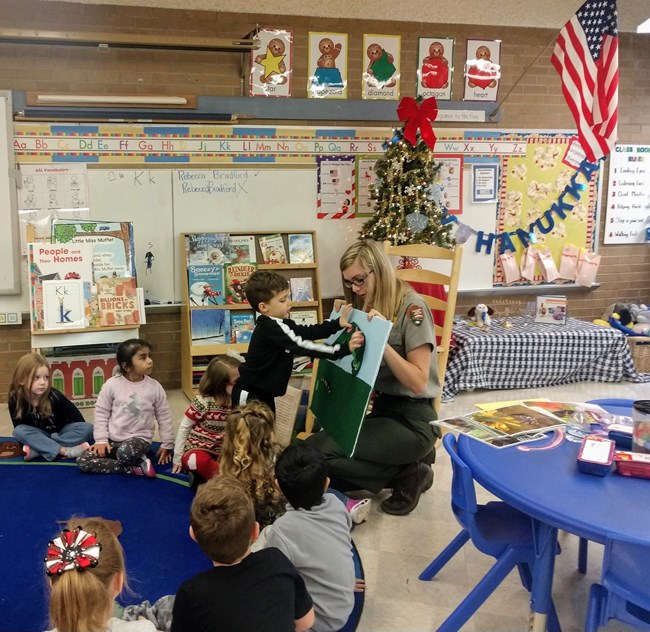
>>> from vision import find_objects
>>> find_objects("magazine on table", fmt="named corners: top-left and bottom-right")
top-left (433, 404), bottom-right (567, 448)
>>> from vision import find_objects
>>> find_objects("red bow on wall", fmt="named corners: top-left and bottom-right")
top-left (396, 96), bottom-right (438, 150)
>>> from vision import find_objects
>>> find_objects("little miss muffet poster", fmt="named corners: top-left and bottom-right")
top-left (362, 34), bottom-right (401, 100)
top-left (463, 38), bottom-right (501, 102)
top-left (307, 32), bottom-right (348, 99)
top-left (250, 28), bottom-right (293, 97)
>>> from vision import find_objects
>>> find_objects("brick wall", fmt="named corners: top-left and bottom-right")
top-left (0, 1), bottom-right (648, 399)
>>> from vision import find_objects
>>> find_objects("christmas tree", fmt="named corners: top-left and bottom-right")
top-left (359, 100), bottom-right (455, 248)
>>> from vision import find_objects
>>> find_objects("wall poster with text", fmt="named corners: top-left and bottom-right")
top-left (250, 28), bottom-right (293, 97)
top-left (417, 37), bottom-right (454, 101)
top-left (362, 34), bottom-right (401, 100)
top-left (308, 32), bottom-right (348, 99)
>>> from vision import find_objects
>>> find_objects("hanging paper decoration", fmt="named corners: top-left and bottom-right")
top-left (453, 222), bottom-right (474, 244)
top-left (396, 96), bottom-right (438, 150)
top-left (406, 212), bottom-right (429, 233)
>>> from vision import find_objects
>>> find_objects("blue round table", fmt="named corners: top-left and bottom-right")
top-left (457, 424), bottom-right (650, 631)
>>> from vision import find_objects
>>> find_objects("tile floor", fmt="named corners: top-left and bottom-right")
top-left (2, 378), bottom-right (648, 631)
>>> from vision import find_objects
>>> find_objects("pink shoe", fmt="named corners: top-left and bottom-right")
top-left (22, 445), bottom-right (37, 461)
top-left (131, 457), bottom-right (156, 478)
top-left (347, 498), bottom-right (371, 524)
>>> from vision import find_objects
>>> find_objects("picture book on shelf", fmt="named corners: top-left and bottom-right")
top-left (434, 404), bottom-right (567, 448)
top-left (186, 233), bottom-right (230, 265)
top-left (291, 310), bottom-right (318, 326)
top-left (188, 264), bottom-right (225, 306)
top-left (230, 312), bottom-right (256, 343)
top-left (52, 219), bottom-right (136, 282)
top-left (535, 295), bottom-right (567, 324)
top-left (42, 279), bottom-right (86, 330)
top-left (191, 309), bottom-right (230, 345)
top-left (288, 234), bottom-right (314, 264)
top-left (258, 233), bottom-right (287, 265)
top-left (97, 277), bottom-right (140, 327)
top-left (229, 235), bottom-right (256, 263)
top-left (224, 263), bottom-right (257, 304)
top-left (28, 242), bottom-right (94, 331)
top-left (290, 277), bottom-right (314, 302)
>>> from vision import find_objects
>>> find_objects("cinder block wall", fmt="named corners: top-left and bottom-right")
top-left (0, 0), bottom-right (648, 400)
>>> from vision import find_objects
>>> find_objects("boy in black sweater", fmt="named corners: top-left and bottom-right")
top-left (232, 270), bottom-right (364, 411)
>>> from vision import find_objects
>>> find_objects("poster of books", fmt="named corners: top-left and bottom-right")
top-left (317, 156), bottom-right (355, 219)
top-left (186, 233), bottom-right (230, 265)
top-left (288, 234), bottom-right (314, 264)
top-left (28, 242), bottom-right (94, 331)
top-left (52, 219), bottom-right (136, 282)
top-left (258, 234), bottom-right (287, 264)
top-left (435, 404), bottom-right (565, 448)
top-left (230, 312), bottom-right (256, 343)
top-left (250, 28), bottom-right (293, 97)
top-left (229, 235), bottom-right (257, 263)
top-left (224, 262), bottom-right (257, 303)
top-left (191, 309), bottom-right (230, 345)
top-left (290, 277), bottom-right (314, 302)
top-left (97, 277), bottom-right (140, 327)
top-left (42, 279), bottom-right (86, 330)
top-left (188, 264), bottom-right (225, 306)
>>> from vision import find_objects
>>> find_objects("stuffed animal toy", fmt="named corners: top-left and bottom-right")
top-left (468, 303), bottom-right (494, 328)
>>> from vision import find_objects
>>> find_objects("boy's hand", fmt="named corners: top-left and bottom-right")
top-left (339, 303), bottom-right (353, 328)
top-left (348, 330), bottom-right (365, 352)
top-left (90, 442), bottom-right (109, 457)
top-left (156, 447), bottom-right (172, 464)
top-left (171, 464), bottom-right (183, 474)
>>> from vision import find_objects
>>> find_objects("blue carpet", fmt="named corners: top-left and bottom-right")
top-left (0, 447), bottom-right (364, 632)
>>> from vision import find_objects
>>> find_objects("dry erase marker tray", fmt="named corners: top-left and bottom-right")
top-left (614, 451), bottom-right (650, 480)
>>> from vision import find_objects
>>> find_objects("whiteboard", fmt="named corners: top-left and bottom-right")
top-left (171, 168), bottom-right (364, 300)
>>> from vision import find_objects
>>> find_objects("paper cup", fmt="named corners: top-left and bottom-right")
top-left (632, 400), bottom-right (650, 454)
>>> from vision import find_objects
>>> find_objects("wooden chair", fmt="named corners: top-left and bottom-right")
top-left (383, 241), bottom-right (462, 412)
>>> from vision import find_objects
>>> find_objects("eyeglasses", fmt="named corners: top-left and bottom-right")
top-left (343, 270), bottom-right (373, 288)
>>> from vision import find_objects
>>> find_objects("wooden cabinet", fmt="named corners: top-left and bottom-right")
top-left (180, 231), bottom-right (323, 399)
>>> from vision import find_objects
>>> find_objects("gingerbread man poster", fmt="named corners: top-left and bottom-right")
top-left (308, 32), bottom-right (348, 99)
top-left (463, 39), bottom-right (501, 102)
top-left (362, 34), bottom-right (401, 100)
top-left (417, 37), bottom-right (454, 101)
top-left (250, 28), bottom-right (293, 97)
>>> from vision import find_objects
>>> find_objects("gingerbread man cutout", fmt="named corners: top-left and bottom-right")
top-left (255, 37), bottom-right (288, 84)
top-left (421, 41), bottom-right (449, 89)
top-left (312, 37), bottom-right (344, 88)
top-left (366, 43), bottom-right (397, 88)
top-left (467, 45), bottom-right (498, 89)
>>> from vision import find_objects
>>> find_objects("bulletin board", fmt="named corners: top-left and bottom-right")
top-left (5, 122), bottom-right (602, 312)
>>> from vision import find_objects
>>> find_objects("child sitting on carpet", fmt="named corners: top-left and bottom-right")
top-left (262, 443), bottom-right (358, 632)
top-left (171, 355), bottom-right (240, 487)
top-left (45, 516), bottom-right (160, 632)
top-left (172, 475), bottom-right (314, 632)
top-left (8, 352), bottom-right (93, 462)
top-left (220, 402), bottom-right (371, 531)
top-left (219, 400), bottom-right (286, 530)
top-left (77, 338), bottom-right (174, 478)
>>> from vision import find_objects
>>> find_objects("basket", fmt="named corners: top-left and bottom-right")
top-left (628, 337), bottom-right (650, 373)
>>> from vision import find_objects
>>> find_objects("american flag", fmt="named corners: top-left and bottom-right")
top-left (551, 0), bottom-right (619, 163)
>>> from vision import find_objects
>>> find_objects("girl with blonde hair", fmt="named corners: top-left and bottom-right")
top-left (45, 517), bottom-right (158, 632)
top-left (308, 239), bottom-right (439, 516)
top-left (8, 352), bottom-right (93, 461)
top-left (219, 401), bottom-right (285, 529)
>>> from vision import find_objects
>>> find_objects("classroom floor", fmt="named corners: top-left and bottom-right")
top-left (3, 378), bottom-right (648, 631)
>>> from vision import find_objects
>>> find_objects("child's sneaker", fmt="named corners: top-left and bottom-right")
top-left (63, 442), bottom-right (90, 459)
top-left (131, 457), bottom-right (156, 478)
top-left (22, 445), bottom-right (37, 461)
top-left (347, 498), bottom-right (371, 524)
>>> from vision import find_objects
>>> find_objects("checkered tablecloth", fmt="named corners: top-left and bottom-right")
top-left (442, 316), bottom-right (650, 400)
